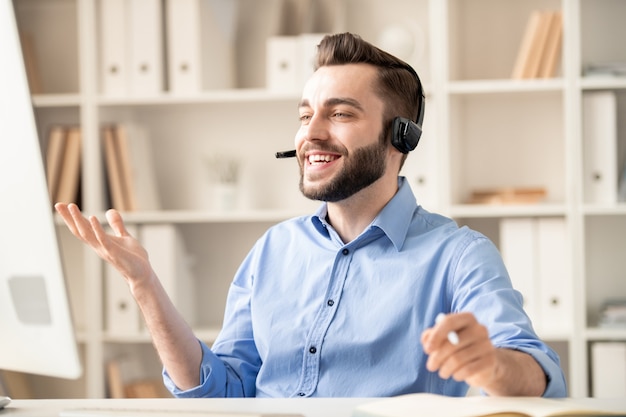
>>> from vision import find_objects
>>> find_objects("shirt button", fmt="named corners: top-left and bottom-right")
top-left (298, 392), bottom-right (305, 397)
top-left (309, 346), bottom-right (317, 354)
top-left (342, 248), bottom-right (349, 255)
top-left (327, 299), bottom-right (334, 307)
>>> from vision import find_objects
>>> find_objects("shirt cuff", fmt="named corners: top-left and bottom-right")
top-left (514, 346), bottom-right (568, 398)
top-left (162, 340), bottom-right (228, 398)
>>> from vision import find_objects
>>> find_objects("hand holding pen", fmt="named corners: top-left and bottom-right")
top-left (421, 312), bottom-right (498, 390)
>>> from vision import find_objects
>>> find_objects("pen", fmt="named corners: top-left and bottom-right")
top-left (435, 313), bottom-right (460, 345)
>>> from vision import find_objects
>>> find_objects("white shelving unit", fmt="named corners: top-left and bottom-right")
top-left (11, 0), bottom-right (626, 398)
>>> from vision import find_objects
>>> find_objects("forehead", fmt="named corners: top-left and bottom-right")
top-left (300, 63), bottom-right (383, 110)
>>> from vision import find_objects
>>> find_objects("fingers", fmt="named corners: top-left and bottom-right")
top-left (55, 203), bottom-right (94, 243)
top-left (55, 203), bottom-right (123, 250)
top-left (105, 209), bottom-right (131, 238)
top-left (422, 313), bottom-right (496, 384)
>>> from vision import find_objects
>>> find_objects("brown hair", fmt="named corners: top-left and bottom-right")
top-left (314, 32), bottom-right (423, 130)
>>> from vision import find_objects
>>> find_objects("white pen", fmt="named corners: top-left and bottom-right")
top-left (435, 313), bottom-right (460, 346)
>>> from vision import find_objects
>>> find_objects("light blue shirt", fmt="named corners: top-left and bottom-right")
top-left (164, 177), bottom-right (567, 398)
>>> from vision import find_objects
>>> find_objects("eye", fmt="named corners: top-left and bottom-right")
top-left (299, 114), bottom-right (312, 124)
top-left (332, 110), bottom-right (352, 120)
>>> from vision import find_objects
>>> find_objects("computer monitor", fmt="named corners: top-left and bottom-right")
top-left (0, 0), bottom-right (82, 380)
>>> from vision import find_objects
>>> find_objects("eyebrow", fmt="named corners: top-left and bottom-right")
top-left (298, 97), bottom-right (365, 112)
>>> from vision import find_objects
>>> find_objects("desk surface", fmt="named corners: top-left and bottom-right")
top-left (2, 397), bottom-right (626, 417)
top-left (0, 397), bottom-right (371, 417)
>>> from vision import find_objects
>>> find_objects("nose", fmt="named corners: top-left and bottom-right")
top-left (297, 113), bottom-right (331, 147)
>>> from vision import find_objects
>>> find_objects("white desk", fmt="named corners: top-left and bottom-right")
top-left (0, 397), bottom-right (371, 417)
top-left (2, 397), bottom-right (626, 417)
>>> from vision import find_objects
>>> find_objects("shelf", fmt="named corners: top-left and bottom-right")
top-left (583, 204), bottom-right (626, 216)
top-left (448, 203), bottom-right (567, 219)
top-left (104, 328), bottom-right (220, 345)
top-left (581, 77), bottom-right (626, 91)
top-left (109, 209), bottom-right (313, 225)
top-left (585, 327), bottom-right (626, 341)
top-left (447, 79), bottom-right (565, 95)
top-left (31, 93), bottom-right (82, 108)
top-left (97, 89), bottom-right (301, 106)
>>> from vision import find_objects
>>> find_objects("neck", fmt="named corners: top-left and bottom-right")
top-left (326, 175), bottom-right (399, 243)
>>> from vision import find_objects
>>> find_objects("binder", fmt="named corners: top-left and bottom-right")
top-left (165, 0), bottom-right (202, 93)
top-left (583, 91), bottom-right (618, 204)
top-left (266, 36), bottom-right (299, 92)
top-left (128, 0), bottom-right (164, 95)
top-left (104, 225), bottom-right (142, 336)
top-left (140, 224), bottom-right (196, 326)
top-left (591, 342), bottom-right (626, 397)
top-left (536, 217), bottom-right (573, 333)
top-left (99, 0), bottom-right (129, 96)
top-left (266, 34), bottom-right (326, 92)
top-left (499, 218), bottom-right (539, 325)
top-left (500, 217), bottom-right (572, 334)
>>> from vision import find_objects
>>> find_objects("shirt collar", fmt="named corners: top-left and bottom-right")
top-left (310, 177), bottom-right (418, 251)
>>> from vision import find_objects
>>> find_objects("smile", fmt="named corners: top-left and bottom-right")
top-left (308, 154), bottom-right (340, 165)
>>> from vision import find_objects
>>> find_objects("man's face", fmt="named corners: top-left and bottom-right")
top-left (295, 64), bottom-right (389, 202)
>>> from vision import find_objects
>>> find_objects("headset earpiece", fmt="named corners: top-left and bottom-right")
top-left (391, 116), bottom-right (422, 154)
top-left (390, 64), bottom-right (425, 154)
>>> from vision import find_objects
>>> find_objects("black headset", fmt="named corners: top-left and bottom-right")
top-left (390, 64), bottom-right (425, 154)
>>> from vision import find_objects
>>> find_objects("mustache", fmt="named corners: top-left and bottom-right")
top-left (300, 145), bottom-right (346, 155)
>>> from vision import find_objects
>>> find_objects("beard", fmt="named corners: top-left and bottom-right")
top-left (299, 130), bottom-right (388, 202)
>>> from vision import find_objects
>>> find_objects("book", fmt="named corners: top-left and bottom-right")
top-left (537, 11), bottom-right (562, 78)
top-left (54, 126), bottom-right (81, 204)
top-left (467, 187), bottom-right (546, 205)
top-left (511, 11), bottom-right (544, 79)
top-left (102, 124), bottom-right (161, 211)
top-left (18, 31), bottom-right (42, 94)
top-left (45, 125), bottom-right (67, 205)
top-left (511, 11), bottom-right (559, 80)
top-left (620, 162), bottom-right (626, 202)
top-left (352, 393), bottom-right (626, 417)
top-left (117, 124), bottom-right (161, 211)
top-left (102, 125), bottom-right (126, 210)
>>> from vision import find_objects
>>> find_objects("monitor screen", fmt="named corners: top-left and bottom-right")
top-left (0, 0), bottom-right (82, 379)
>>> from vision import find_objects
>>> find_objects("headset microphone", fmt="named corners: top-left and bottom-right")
top-left (275, 150), bottom-right (297, 159)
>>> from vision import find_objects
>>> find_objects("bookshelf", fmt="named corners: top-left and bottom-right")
top-left (10, 0), bottom-right (626, 398)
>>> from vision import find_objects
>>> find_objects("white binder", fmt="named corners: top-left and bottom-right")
top-left (536, 217), bottom-right (573, 333)
top-left (140, 224), bottom-right (196, 326)
top-left (583, 91), bottom-right (617, 204)
top-left (99, 0), bottom-right (129, 96)
top-left (591, 342), bottom-right (626, 397)
top-left (499, 218), bottom-right (539, 325)
top-left (104, 225), bottom-right (142, 336)
top-left (128, 0), bottom-right (164, 95)
top-left (166, 0), bottom-right (202, 93)
top-left (499, 217), bottom-right (573, 334)
top-left (266, 36), bottom-right (299, 92)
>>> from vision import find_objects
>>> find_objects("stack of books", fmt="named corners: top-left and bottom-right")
top-left (584, 62), bottom-right (626, 77)
top-left (598, 299), bottom-right (626, 328)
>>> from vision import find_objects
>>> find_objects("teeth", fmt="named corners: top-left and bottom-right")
top-left (308, 154), bottom-right (337, 164)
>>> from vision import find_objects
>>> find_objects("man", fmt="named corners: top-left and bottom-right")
top-left (56, 33), bottom-right (566, 398)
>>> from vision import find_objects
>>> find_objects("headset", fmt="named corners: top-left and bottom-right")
top-left (276, 63), bottom-right (425, 158)
top-left (389, 63), bottom-right (425, 154)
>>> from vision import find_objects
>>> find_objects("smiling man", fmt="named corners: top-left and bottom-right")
top-left (55, 33), bottom-right (567, 398)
